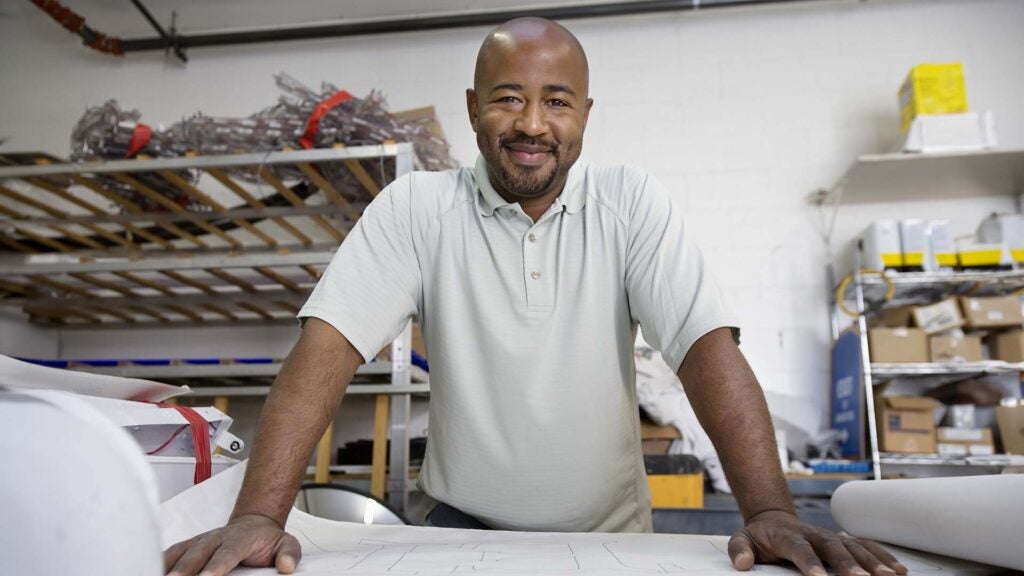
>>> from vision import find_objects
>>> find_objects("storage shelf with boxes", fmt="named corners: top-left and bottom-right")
top-left (830, 266), bottom-right (1024, 480)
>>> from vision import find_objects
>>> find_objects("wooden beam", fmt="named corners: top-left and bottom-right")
top-left (255, 266), bottom-right (302, 292)
top-left (0, 183), bottom-right (135, 249)
top-left (205, 168), bottom-right (313, 246)
top-left (370, 394), bottom-right (390, 499)
top-left (112, 173), bottom-right (237, 248)
top-left (158, 170), bottom-right (278, 247)
top-left (294, 162), bottom-right (360, 220)
top-left (257, 167), bottom-right (345, 242)
top-left (334, 144), bottom-right (382, 197)
top-left (315, 420), bottom-right (334, 484)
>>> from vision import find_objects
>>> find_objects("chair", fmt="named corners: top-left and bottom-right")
top-left (295, 483), bottom-right (411, 525)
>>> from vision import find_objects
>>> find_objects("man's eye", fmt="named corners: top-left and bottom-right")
top-left (549, 99), bottom-right (569, 107)
top-left (497, 96), bottom-right (520, 103)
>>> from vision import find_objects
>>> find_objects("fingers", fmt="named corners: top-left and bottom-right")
top-left (164, 536), bottom-right (201, 574)
top-left (197, 545), bottom-right (248, 576)
top-left (727, 531), bottom-right (756, 571)
top-left (166, 534), bottom-right (221, 576)
top-left (779, 536), bottom-right (828, 576)
top-left (275, 533), bottom-right (303, 574)
top-left (812, 535), bottom-right (867, 576)
top-left (856, 539), bottom-right (907, 574)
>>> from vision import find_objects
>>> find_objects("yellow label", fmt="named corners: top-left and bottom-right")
top-left (958, 249), bottom-right (1003, 267)
top-left (935, 253), bottom-right (958, 266)
top-left (881, 253), bottom-right (903, 267)
top-left (899, 62), bottom-right (968, 131)
top-left (903, 252), bottom-right (924, 266)
top-left (1012, 248), bottom-right (1024, 263)
top-left (648, 474), bottom-right (704, 509)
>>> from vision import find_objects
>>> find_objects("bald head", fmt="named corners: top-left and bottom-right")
top-left (474, 17), bottom-right (589, 96)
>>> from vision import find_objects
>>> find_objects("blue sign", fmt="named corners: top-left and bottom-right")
top-left (831, 331), bottom-right (864, 458)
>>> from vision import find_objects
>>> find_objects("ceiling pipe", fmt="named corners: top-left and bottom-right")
top-left (119, 0), bottom-right (822, 54)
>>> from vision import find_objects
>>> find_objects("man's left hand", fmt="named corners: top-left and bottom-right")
top-left (727, 510), bottom-right (908, 576)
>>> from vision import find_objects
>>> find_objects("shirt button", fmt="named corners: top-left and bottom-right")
top-left (528, 233), bottom-right (537, 243)
top-left (530, 271), bottom-right (541, 280)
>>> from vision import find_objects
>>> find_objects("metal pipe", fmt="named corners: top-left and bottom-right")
top-left (119, 0), bottom-right (817, 53)
top-left (128, 0), bottom-right (188, 61)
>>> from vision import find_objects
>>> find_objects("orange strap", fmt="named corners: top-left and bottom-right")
top-left (158, 403), bottom-right (212, 484)
top-left (299, 90), bottom-right (353, 149)
top-left (126, 123), bottom-right (152, 158)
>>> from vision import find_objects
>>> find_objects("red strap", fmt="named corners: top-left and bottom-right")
top-left (299, 90), bottom-right (353, 149)
top-left (125, 123), bottom-right (152, 158)
top-left (157, 403), bottom-right (212, 484)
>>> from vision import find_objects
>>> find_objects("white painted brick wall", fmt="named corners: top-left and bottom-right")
top-left (2, 0), bottom-right (1022, 443)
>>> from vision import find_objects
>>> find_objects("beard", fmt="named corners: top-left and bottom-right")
top-left (478, 133), bottom-right (575, 200)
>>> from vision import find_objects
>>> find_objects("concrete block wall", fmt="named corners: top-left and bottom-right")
top-left (2, 0), bottom-right (1022, 446)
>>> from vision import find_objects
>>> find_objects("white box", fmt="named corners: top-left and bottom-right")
top-left (148, 455), bottom-right (240, 502)
top-left (900, 219), bottom-right (928, 269)
top-left (927, 220), bottom-right (956, 270)
top-left (978, 214), bottom-right (1024, 264)
top-left (902, 111), bottom-right (997, 153)
top-left (859, 220), bottom-right (902, 270)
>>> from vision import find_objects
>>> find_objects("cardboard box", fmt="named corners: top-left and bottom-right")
top-left (876, 396), bottom-right (940, 453)
top-left (929, 332), bottom-right (983, 363)
top-left (640, 419), bottom-right (681, 440)
top-left (868, 328), bottom-right (929, 363)
top-left (912, 298), bottom-right (965, 334)
top-left (960, 295), bottom-right (1024, 329)
top-left (641, 439), bottom-right (672, 455)
top-left (935, 427), bottom-right (994, 456)
top-left (899, 62), bottom-right (968, 132)
top-left (991, 330), bottom-right (1024, 363)
top-left (870, 304), bottom-right (916, 329)
top-left (996, 405), bottom-right (1024, 455)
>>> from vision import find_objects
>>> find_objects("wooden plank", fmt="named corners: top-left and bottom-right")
top-left (158, 170), bottom-right (278, 247)
top-left (0, 183), bottom-right (135, 249)
top-left (300, 264), bottom-right (322, 281)
top-left (0, 235), bottom-right (36, 253)
top-left (201, 303), bottom-right (239, 321)
top-left (205, 168), bottom-right (313, 246)
top-left (370, 394), bottom-right (390, 499)
top-left (0, 279), bottom-right (37, 296)
top-left (255, 267), bottom-right (302, 292)
top-left (294, 162), bottom-right (360, 220)
top-left (257, 167), bottom-right (345, 242)
top-left (160, 270), bottom-right (216, 294)
top-left (114, 271), bottom-right (175, 295)
top-left (69, 272), bottom-right (135, 297)
top-left (163, 303), bottom-right (204, 322)
top-left (237, 302), bottom-right (274, 320)
top-left (126, 305), bottom-right (169, 323)
top-left (62, 176), bottom-right (175, 249)
top-left (333, 144), bottom-right (382, 197)
top-left (70, 175), bottom-right (205, 249)
top-left (206, 268), bottom-right (257, 293)
top-left (29, 275), bottom-right (136, 324)
top-left (315, 420), bottom-right (334, 484)
top-left (0, 203), bottom-right (101, 250)
top-left (272, 301), bottom-right (300, 315)
top-left (112, 173), bottom-right (238, 248)
top-left (11, 226), bottom-right (73, 252)
top-left (213, 396), bottom-right (229, 415)
top-left (30, 307), bottom-right (102, 323)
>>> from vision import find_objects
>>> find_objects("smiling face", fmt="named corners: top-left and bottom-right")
top-left (467, 18), bottom-right (593, 204)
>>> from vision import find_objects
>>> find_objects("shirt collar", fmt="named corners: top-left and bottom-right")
top-left (473, 155), bottom-right (586, 217)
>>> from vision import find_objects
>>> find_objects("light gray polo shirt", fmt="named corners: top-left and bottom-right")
top-left (299, 156), bottom-right (738, 533)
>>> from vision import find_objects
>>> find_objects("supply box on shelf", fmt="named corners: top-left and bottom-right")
top-left (935, 427), bottom-right (995, 456)
top-left (868, 328), bottom-right (929, 363)
top-left (992, 330), bottom-right (1024, 363)
top-left (875, 395), bottom-right (940, 453)
top-left (929, 332), bottom-right (983, 363)
top-left (960, 295), bottom-right (1024, 329)
top-left (899, 62), bottom-right (968, 132)
top-left (996, 403), bottom-right (1024, 454)
top-left (912, 298), bottom-right (965, 335)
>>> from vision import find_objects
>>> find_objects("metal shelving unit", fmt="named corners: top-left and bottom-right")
top-left (829, 265), bottom-right (1024, 480)
top-left (0, 144), bottom-right (423, 512)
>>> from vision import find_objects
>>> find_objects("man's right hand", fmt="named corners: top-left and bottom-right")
top-left (164, 514), bottom-right (302, 576)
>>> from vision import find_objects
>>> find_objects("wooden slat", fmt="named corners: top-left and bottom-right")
top-left (29, 275), bottom-right (137, 323)
top-left (295, 162), bottom-right (360, 220)
top-left (69, 273), bottom-right (135, 297)
top-left (237, 302), bottom-right (274, 320)
top-left (63, 176), bottom-right (175, 249)
top-left (11, 226), bottom-right (73, 252)
top-left (201, 303), bottom-right (239, 321)
top-left (370, 394), bottom-right (390, 499)
top-left (0, 279), bottom-right (37, 296)
top-left (300, 264), bottom-right (322, 281)
top-left (206, 268), bottom-right (257, 293)
top-left (333, 145), bottom-right (382, 197)
top-left (257, 167), bottom-right (345, 242)
top-left (0, 235), bottom-right (36, 253)
top-left (30, 307), bottom-right (102, 323)
top-left (315, 420), bottom-right (334, 484)
top-left (70, 175), bottom-right (203, 249)
top-left (114, 271), bottom-right (175, 295)
top-left (205, 169), bottom-right (313, 246)
top-left (0, 203), bottom-right (102, 250)
top-left (255, 267), bottom-right (302, 292)
top-left (0, 183), bottom-right (135, 249)
top-left (213, 396), bottom-right (229, 415)
top-left (112, 173), bottom-right (239, 248)
top-left (126, 305), bottom-right (169, 323)
top-left (158, 170), bottom-right (278, 247)
top-left (272, 301), bottom-right (300, 315)
top-left (163, 303), bottom-right (204, 322)
top-left (160, 270), bottom-right (216, 294)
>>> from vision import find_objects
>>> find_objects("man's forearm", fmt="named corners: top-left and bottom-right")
top-left (677, 328), bottom-right (795, 521)
top-left (231, 318), bottom-right (364, 526)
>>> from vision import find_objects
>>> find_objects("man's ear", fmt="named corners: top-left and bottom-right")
top-left (466, 89), bottom-right (479, 133)
top-left (581, 98), bottom-right (594, 131)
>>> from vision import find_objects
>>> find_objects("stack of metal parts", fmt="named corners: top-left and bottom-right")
top-left (69, 73), bottom-right (456, 213)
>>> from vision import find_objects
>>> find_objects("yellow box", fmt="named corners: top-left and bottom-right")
top-left (648, 473), bottom-right (704, 508)
top-left (899, 63), bottom-right (968, 131)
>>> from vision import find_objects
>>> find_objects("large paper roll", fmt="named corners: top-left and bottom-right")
top-left (831, 475), bottom-right (1023, 570)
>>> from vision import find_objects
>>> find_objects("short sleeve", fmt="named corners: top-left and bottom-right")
top-left (298, 176), bottom-right (421, 363)
top-left (624, 172), bottom-right (740, 373)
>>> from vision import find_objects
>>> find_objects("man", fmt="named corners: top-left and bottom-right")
top-left (165, 18), bottom-right (906, 576)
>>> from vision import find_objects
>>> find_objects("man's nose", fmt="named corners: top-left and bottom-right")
top-left (514, 101), bottom-right (548, 137)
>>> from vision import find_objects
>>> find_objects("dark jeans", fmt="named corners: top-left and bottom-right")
top-left (424, 502), bottom-right (492, 530)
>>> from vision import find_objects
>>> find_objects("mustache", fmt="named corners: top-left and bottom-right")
top-left (499, 136), bottom-right (559, 153)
